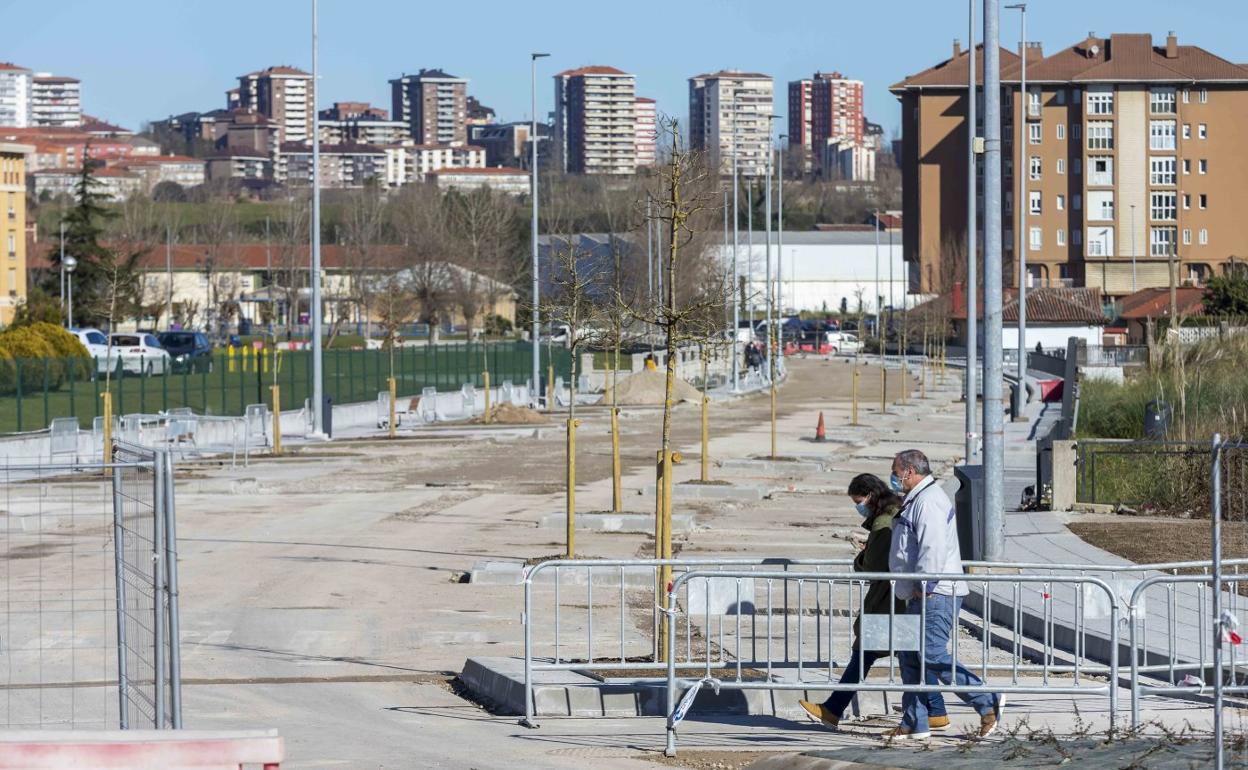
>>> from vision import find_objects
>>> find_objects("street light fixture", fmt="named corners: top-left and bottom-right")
top-left (1007, 1), bottom-right (1027, 417)
top-left (64, 255), bottom-right (78, 329)
top-left (530, 52), bottom-right (550, 405)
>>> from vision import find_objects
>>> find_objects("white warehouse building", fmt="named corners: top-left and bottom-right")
top-left (713, 230), bottom-right (912, 316)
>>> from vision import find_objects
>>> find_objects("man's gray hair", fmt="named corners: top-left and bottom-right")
top-left (895, 449), bottom-right (932, 476)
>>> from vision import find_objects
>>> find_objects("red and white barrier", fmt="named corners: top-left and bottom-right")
top-left (0, 730), bottom-right (283, 770)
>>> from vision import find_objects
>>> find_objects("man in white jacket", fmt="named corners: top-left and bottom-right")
top-left (887, 449), bottom-right (1004, 740)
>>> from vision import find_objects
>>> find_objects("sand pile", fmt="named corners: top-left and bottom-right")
top-left (473, 403), bottom-right (549, 425)
top-left (599, 368), bottom-right (703, 406)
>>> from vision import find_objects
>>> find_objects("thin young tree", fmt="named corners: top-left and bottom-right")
top-left (539, 234), bottom-right (607, 558)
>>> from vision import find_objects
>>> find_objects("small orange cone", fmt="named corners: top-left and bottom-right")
top-left (814, 411), bottom-right (827, 442)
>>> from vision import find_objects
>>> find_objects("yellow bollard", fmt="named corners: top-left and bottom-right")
top-left (565, 418), bottom-right (581, 559)
top-left (701, 393), bottom-right (710, 482)
top-left (261, 345), bottom-right (269, 374)
top-left (101, 391), bottom-right (113, 473)
top-left (482, 370), bottom-right (491, 424)
top-left (921, 360), bottom-right (928, 400)
top-left (654, 448), bottom-right (681, 662)
top-left (546, 364), bottom-right (555, 411)
top-left (851, 366), bottom-right (860, 425)
top-left (880, 366), bottom-right (888, 414)
top-left (610, 407), bottom-right (622, 512)
top-left (270, 384), bottom-right (282, 456)
top-left (388, 376), bottom-right (397, 439)
top-left (227, 345), bottom-right (236, 373)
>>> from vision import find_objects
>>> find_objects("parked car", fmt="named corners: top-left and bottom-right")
top-left (69, 328), bottom-right (111, 373)
top-left (106, 333), bottom-right (171, 376)
top-left (824, 331), bottom-right (862, 356)
top-left (157, 331), bottom-right (214, 373)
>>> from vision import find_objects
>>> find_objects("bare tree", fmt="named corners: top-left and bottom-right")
top-left (340, 181), bottom-right (387, 341)
top-left (390, 184), bottom-right (454, 344)
top-left (270, 192), bottom-right (311, 337)
top-left (198, 197), bottom-right (242, 340)
top-left (445, 187), bottom-right (516, 339)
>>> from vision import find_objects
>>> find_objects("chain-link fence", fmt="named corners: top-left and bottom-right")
top-left (0, 444), bottom-right (181, 730)
top-left (0, 342), bottom-right (572, 435)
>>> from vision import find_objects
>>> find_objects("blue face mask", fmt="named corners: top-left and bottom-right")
top-left (889, 473), bottom-right (905, 493)
top-left (855, 501), bottom-right (871, 518)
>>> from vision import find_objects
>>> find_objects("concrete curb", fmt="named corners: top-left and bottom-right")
top-left (746, 756), bottom-right (914, 770)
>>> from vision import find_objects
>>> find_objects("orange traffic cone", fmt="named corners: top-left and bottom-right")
top-left (814, 411), bottom-right (827, 442)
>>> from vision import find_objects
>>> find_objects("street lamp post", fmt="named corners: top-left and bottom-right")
top-left (1007, 2), bottom-right (1028, 417)
top-left (64, 256), bottom-right (78, 329)
top-left (983, 0), bottom-right (1007, 561)
top-left (310, 0), bottom-right (325, 436)
top-left (731, 100), bottom-right (740, 391)
top-left (58, 222), bottom-right (66, 326)
top-left (966, 0), bottom-right (979, 462)
top-left (530, 52), bottom-right (550, 405)
top-left (778, 133), bottom-right (786, 350)
top-left (874, 208), bottom-right (881, 341)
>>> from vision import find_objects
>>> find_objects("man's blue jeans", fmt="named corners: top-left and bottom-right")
top-left (899, 593), bottom-right (997, 732)
top-left (822, 648), bottom-right (947, 720)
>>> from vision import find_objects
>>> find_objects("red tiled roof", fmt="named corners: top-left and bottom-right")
top-left (119, 155), bottom-right (202, 164)
top-left (33, 75), bottom-right (79, 84)
top-left (890, 44), bottom-right (1022, 91)
top-left (31, 166), bottom-right (138, 178)
top-left (691, 69), bottom-right (772, 81)
top-left (80, 115), bottom-right (132, 134)
top-left (1116, 287), bottom-right (1205, 320)
top-left (950, 286), bottom-right (1105, 324)
top-left (556, 65), bottom-right (629, 77)
top-left (244, 65), bottom-right (310, 77)
top-left (635, 97), bottom-right (656, 103)
top-left (0, 62), bottom-right (30, 72)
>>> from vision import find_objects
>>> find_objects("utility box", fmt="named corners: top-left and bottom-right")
top-left (322, 396), bottom-right (333, 438)
top-left (954, 464), bottom-right (985, 561)
top-left (1144, 400), bottom-right (1171, 439)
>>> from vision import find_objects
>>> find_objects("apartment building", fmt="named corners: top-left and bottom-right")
top-left (554, 66), bottom-right (637, 175)
top-left (205, 150), bottom-right (273, 184)
top-left (0, 143), bottom-right (30, 324)
top-left (427, 166), bottom-right (530, 195)
top-left (115, 155), bottom-right (206, 193)
top-left (29, 165), bottom-right (142, 201)
top-left (389, 69), bottom-right (468, 146)
top-left (30, 74), bottom-right (81, 127)
top-left (319, 118), bottom-right (409, 146)
top-left (278, 142), bottom-right (386, 188)
top-left (383, 144), bottom-right (485, 186)
top-left (634, 97), bottom-right (657, 167)
top-left (0, 63), bottom-right (32, 128)
top-left (689, 70), bottom-right (773, 178)
top-left (789, 71), bottom-right (864, 172)
top-left (892, 33), bottom-right (1248, 296)
top-left (234, 66), bottom-right (313, 144)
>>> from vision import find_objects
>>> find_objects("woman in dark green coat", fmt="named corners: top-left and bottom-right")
top-left (798, 474), bottom-right (949, 730)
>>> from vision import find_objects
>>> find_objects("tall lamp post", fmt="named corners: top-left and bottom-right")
top-left (310, 0), bottom-right (325, 436)
top-left (778, 133), bottom-right (786, 350)
top-left (63, 256), bottom-right (77, 329)
top-left (982, 0), bottom-right (1006, 561)
top-left (731, 97), bottom-right (740, 391)
top-left (58, 222), bottom-right (67, 325)
top-left (1007, 2), bottom-right (1028, 416)
top-left (530, 52), bottom-right (550, 404)
top-left (966, 0), bottom-right (979, 462)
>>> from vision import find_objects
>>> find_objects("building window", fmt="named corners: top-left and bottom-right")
top-left (1197, 123), bottom-right (1207, 139)
top-left (1150, 87), bottom-right (1177, 114)
top-left (1200, 193), bottom-right (1208, 209)
top-left (1151, 191), bottom-right (1177, 220)
top-left (1073, 158), bottom-right (1082, 175)
top-left (1056, 228), bottom-right (1066, 246)
top-left (1183, 159), bottom-right (1192, 175)
top-left (1056, 194), bottom-right (1066, 210)
top-left (1028, 89), bottom-right (1041, 117)
top-left (1056, 124), bottom-right (1065, 140)
top-left (1073, 193), bottom-right (1082, 211)
top-left (1200, 228), bottom-right (1208, 245)
top-left (1087, 121), bottom-right (1114, 150)
top-left (1087, 89), bottom-right (1114, 115)
top-left (1029, 227), bottom-right (1042, 251)
top-left (1072, 229), bottom-right (1083, 246)
top-left (1056, 89), bottom-right (1066, 106)
top-left (1029, 190), bottom-right (1042, 214)
top-left (1183, 228), bottom-right (1192, 246)
top-left (1200, 88), bottom-right (1208, 103)
top-left (1089, 190), bottom-right (1115, 221)
top-left (1183, 124), bottom-right (1192, 139)
top-left (1028, 123), bottom-right (1041, 144)
top-left (5, 234), bottom-right (13, 256)
top-left (1183, 193), bottom-right (1191, 209)
top-left (1149, 120), bottom-right (1176, 150)
top-left (1089, 156), bottom-right (1114, 185)
top-left (1056, 158), bottom-right (1065, 175)
top-left (1183, 88), bottom-right (1191, 103)
top-left (1029, 156), bottom-right (1041, 180)
top-left (1151, 226), bottom-right (1177, 257)
top-left (1150, 157), bottom-right (1176, 186)
top-left (1072, 123), bottom-right (1082, 141)
top-left (1199, 159), bottom-right (1208, 174)
top-left (1087, 226), bottom-right (1114, 257)
top-left (1005, 191), bottom-right (1013, 213)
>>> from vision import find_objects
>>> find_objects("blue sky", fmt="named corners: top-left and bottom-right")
top-left (2, 0), bottom-right (1244, 138)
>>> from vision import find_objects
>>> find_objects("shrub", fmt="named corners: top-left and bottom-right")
top-left (25, 321), bottom-right (91, 384)
top-left (0, 327), bottom-right (57, 393)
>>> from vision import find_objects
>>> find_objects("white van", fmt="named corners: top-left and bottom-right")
top-left (824, 331), bottom-right (862, 356)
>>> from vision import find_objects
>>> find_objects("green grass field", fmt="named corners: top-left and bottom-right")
top-left (0, 343), bottom-right (571, 434)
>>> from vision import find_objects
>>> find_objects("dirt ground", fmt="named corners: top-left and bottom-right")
top-left (644, 750), bottom-right (779, 770)
top-left (1067, 517), bottom-right (1248, 563)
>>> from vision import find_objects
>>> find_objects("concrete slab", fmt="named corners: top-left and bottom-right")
top-left (539, 511), bottom-right (696, 534)
top-left (719, 459), bottom-right (828, 475)
top-left (639, 483), bottom-right (772, 501)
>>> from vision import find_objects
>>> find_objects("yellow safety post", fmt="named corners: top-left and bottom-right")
top-left (482, 370), bottom-right (491, 424)
top-left (270, 384), bottom-right (282, 455)
top-left (921, 359), bottom-right (928, 400)
top-left (388, 377), bottom-right (397, 439)
top-left (101, 391), bottom-right (113, 473)
top-left (546, 364), bottom-right (555, 411)
top-left (261, 344), bottom-right (269, 374)
top-left (227, 345), bottom-right (236, 373)
top-left (565, 418), bottom-right (581, 559)
top-left (700, 393), bottom-right (710, 482)
top-left (851, 365), bottom-right (860, 425)
top-left (880, 365), bottom-right (888, 414)
top-left (655, 448), bottom-right (681, 662)
top-left (610, 407), bottom-right (622, 512)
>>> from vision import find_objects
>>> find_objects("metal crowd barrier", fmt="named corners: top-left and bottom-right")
top-left (662, 570), bottom-right (1120, 757)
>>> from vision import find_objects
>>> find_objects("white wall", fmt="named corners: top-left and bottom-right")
top-left (998, 324), bottom-right (1102, 350)
top-left (713, 232), bottom-right (909, 314)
